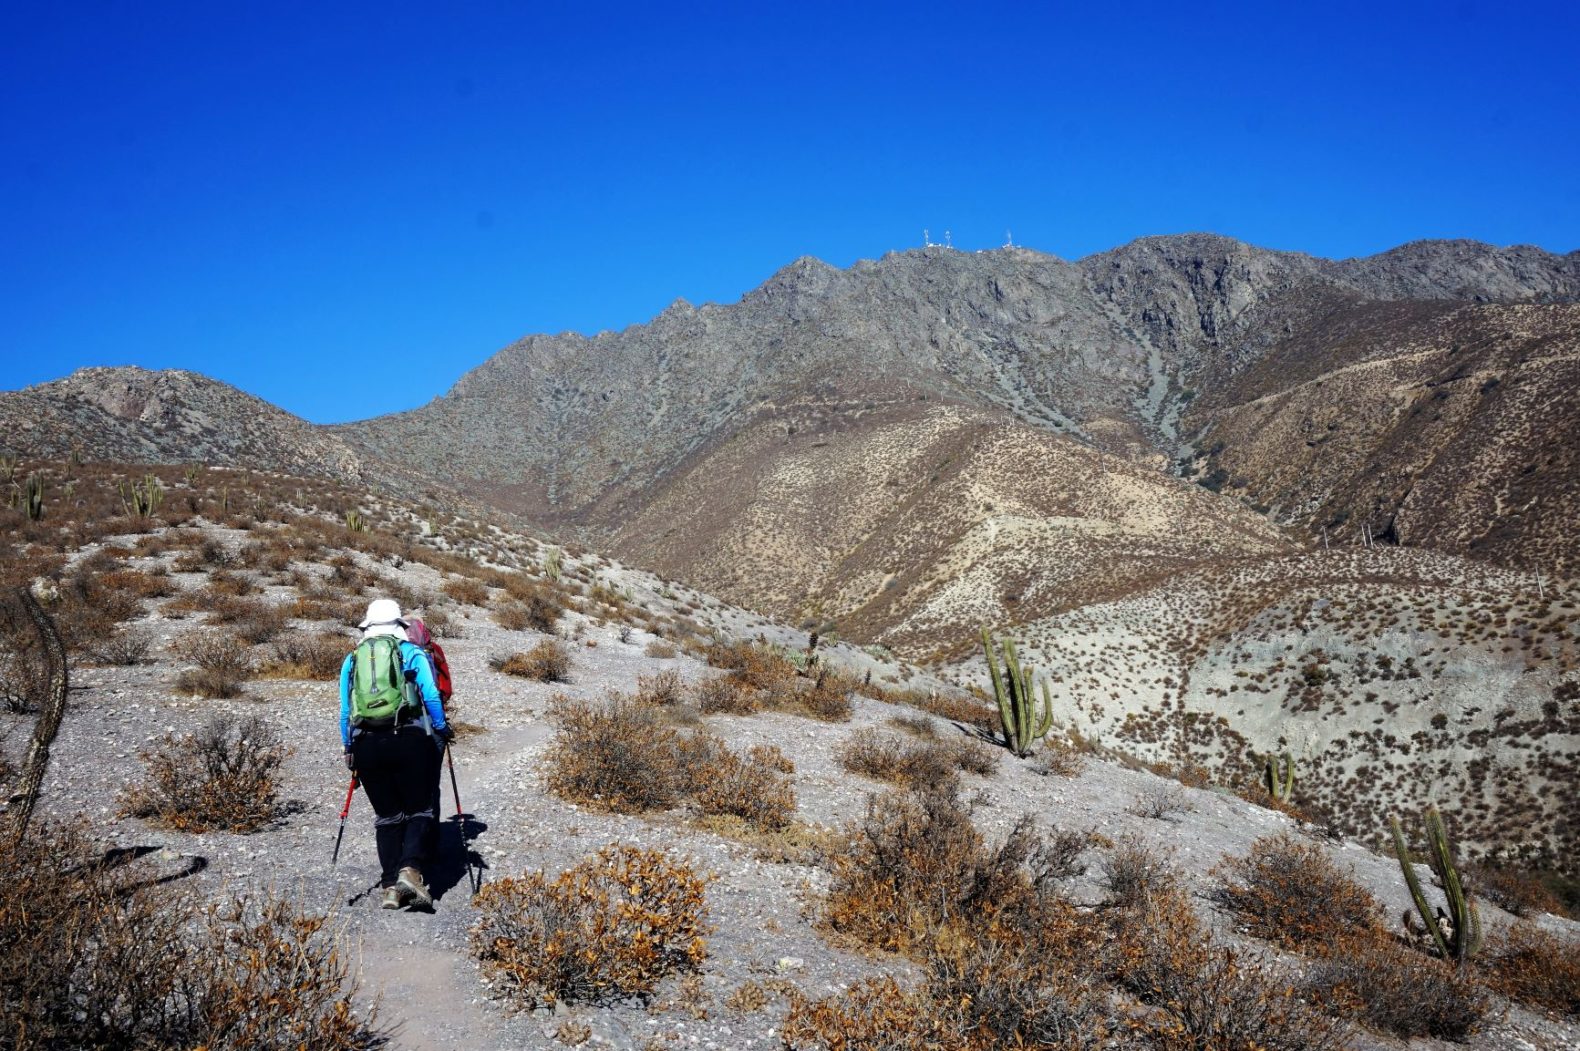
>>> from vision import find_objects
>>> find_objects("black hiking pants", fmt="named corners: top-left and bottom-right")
top-left (352, 726), bottom-right (440, 888)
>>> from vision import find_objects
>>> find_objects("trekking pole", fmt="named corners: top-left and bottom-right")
top-left (444, 741), bottom-right (479, 894)
top-left (331, 774), bottom-right (358, 867)
top-left (444, 741), bottom-right (463, 818)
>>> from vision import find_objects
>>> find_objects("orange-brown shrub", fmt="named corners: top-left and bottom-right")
top-left (1100, 835), bottom-right (1179, 910)
top-left (442, 576), bottom-right (490, 606)
top-left (635, 668), bottom-right (685, 706)
top-left (96, 566), bottom-right (175, 599)
top-left (692, 742), bottom-right (796, 831)
top-left (1303, 932), bottom-right (1493, 1040)
top-left (823, 784), bottom-right (1060, 957)
top-left (1215, 833), bottom-right (1384, 950)
top-left (492, 579), bottom-right (563, 632)
top-left (544, 694), bottom-right (683, 812)
top-left (795, 669), bottom-right (855, 721)
top-left (120, 714), bottom-right (290, 833)
top-left (1111, 887), bottom-right (1345, 1051)
top-left (469, 844), bottom-right (711, 1008)
top-left (705, 639), bottom-right (796, 690)
top-left (693, 674), bottom-right (757, 715)
top-left (493, 639), bottom-right (571, 682)
top-left (836, 727), bottom-right (997, 787)
top-left (1480, 922), bottom-right (1580, 1018)
top-left (0, 824), bottom-right (380, 1050)
top-left (1470, 863), bottom-right (1569, 919)
top-left (644, 638), bottom-right (678, 659)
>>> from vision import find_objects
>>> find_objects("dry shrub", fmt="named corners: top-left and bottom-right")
top-left (0, 824), bottom-right (380, 1050)
top-left (748, 743), bottom-right (794, 773)
top-left (1131, 783), bottom-right (1192, 821)
top-left (86, 625), bottom-right (155, 665)
top-left (442, 576), bottom-right (490, 606)
top-left (836, 727), bottom-right (996, 787)
top-left (1111, 887), bottom-right (1346, 1051)
top-left (173, 630), bottom-right (254, 698)
top-left (823, 783), bottom-right (1072, 957)
top-left (493, 639), bottom-right (571, 682)
top-left (1215, 833), bottom-right (1383, 951)
top-left (226, 600), bottom-right (290, 645)
top-left (545, 694), bottom-right (683, 812)
top-left (644, 638), bottom-right (678, 659)
top-left (470, 844), bottom-right (711, 1008)
top-left (1101, 834), bottom-right (1179, 909)
top-left (888, 713), bottom-right (937, 737)
top-left (795, 669), bottom-right (855, 721)
top-left (493, 582), bottom-right (562, 632)
top-left (705, 639), bottom-right (795, 689)
top-left (121, 713), bottom-right (289, 833)
top-left (171, 537), bottom-right (237, 571)
top-left (693, 674), bottom-right (757, 715)
top-left (1303, 933), bottom-right (1493, 1040)
top-left (96, 565), bottom-right (175, 598)
top-left (206, 569), bottom-right (258, 597)
top-left (782, 978), bottom-right (948, 1051)
top-left (258, 632), bottom-right (348, 679)
top-left (1479, 922), bottom-right (1580, 1018)
top-left (636, 668), bottom-right (686, 706)
top-left (791, 883), bottom-right (1113, 1050)
top-left (1470, 862), bottom-right (1569, 918)
top-left (289, 594), bottom-right (344, 622)
top-left (692, 741), bottom-right (797, 831)
top-left (422, 605), bottom-right (460, 638)
top-left (723, 979), bottom-right (770, 1014)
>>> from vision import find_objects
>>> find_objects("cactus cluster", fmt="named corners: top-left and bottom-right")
top-left (344, 509), bottom-right (367, 532)
top-left (980, 627), bottom-right (1053, 757)
top-left (1263, 750), bottom-right (1296, 802)
top-left (1390, 806), bottom-right (1483, 964)
top-left (119, 473), bottom-right (164, 518)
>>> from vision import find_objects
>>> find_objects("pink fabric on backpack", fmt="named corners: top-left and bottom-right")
top-left (406, 619), bottom-right (432, 648)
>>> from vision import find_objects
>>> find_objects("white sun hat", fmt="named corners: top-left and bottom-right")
top-left (358, 598), bottom-right (407, 630)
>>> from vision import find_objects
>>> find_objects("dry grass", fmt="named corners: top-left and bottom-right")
top-left (493, 639), bottom-right (571, 682)
top-left (469, 844), bottom-right (711, 1008)
top-left (120, 714), bottom-right (290, 833)
top-left (442, 576), bottom-right (490, 606)
top-left (0, 823), bottom-right (380, 1049)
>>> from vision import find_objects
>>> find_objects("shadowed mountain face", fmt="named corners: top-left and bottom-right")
top-left (4, 235), bottom-right (1578, 643)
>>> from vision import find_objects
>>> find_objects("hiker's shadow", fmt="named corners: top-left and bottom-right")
top-left (430, 814), bottom-right (488, 901)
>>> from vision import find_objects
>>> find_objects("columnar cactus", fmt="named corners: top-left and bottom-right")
top-left (23, 473), bottom-right (43, 521)
top-left (1389, 806), bottom-right (1483, 964)
top-left (981, 626), bottom-right (1054, 757)
top-left (119, 473), bottom-right (163, 517)
top-left (1263, 750), bottom-right (1296, 802)
top-left (345, 509), bottom-right (367, 532)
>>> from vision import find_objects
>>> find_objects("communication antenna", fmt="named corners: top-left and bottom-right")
top-left (1004, 229), bottom-right (1015, 248)
top-left (945, 229), bottom-right (952, 248)
top-left (924, 228), bottom-right (935, 247)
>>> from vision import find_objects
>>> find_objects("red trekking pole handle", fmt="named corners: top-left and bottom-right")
top-left (340, 774), bottom-right (359, 820)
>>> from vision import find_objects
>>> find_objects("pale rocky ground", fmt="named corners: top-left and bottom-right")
top-left (8, 522), bottom-right (1580, 1051)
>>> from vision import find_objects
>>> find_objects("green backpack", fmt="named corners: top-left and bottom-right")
top-left (349, 636), bottom-right (414, 727)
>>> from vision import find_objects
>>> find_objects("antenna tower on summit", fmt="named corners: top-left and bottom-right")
top-left (923, 228), bottom-right (936, 247)
top-left (1004, 229), bottom-right (1015, 248)
top-left (944, 229), bottom-right (952, 248)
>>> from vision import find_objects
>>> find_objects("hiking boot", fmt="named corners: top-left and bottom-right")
top-left (380, 886), bottom-right (404, 910)
top-left (396, 866), bottom-right (433, 908)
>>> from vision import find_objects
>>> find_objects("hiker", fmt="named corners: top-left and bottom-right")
top-left (404, 616), bottom-right (453, 861)
top-left (340, 599), bottom-right (451, 910)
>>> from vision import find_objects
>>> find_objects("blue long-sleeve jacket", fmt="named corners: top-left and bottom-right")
top-left (339, 640), bottom-right (448, 749)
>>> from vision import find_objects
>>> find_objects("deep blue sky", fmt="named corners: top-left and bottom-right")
top-left (4, 1), bottom-right (1577, 423)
